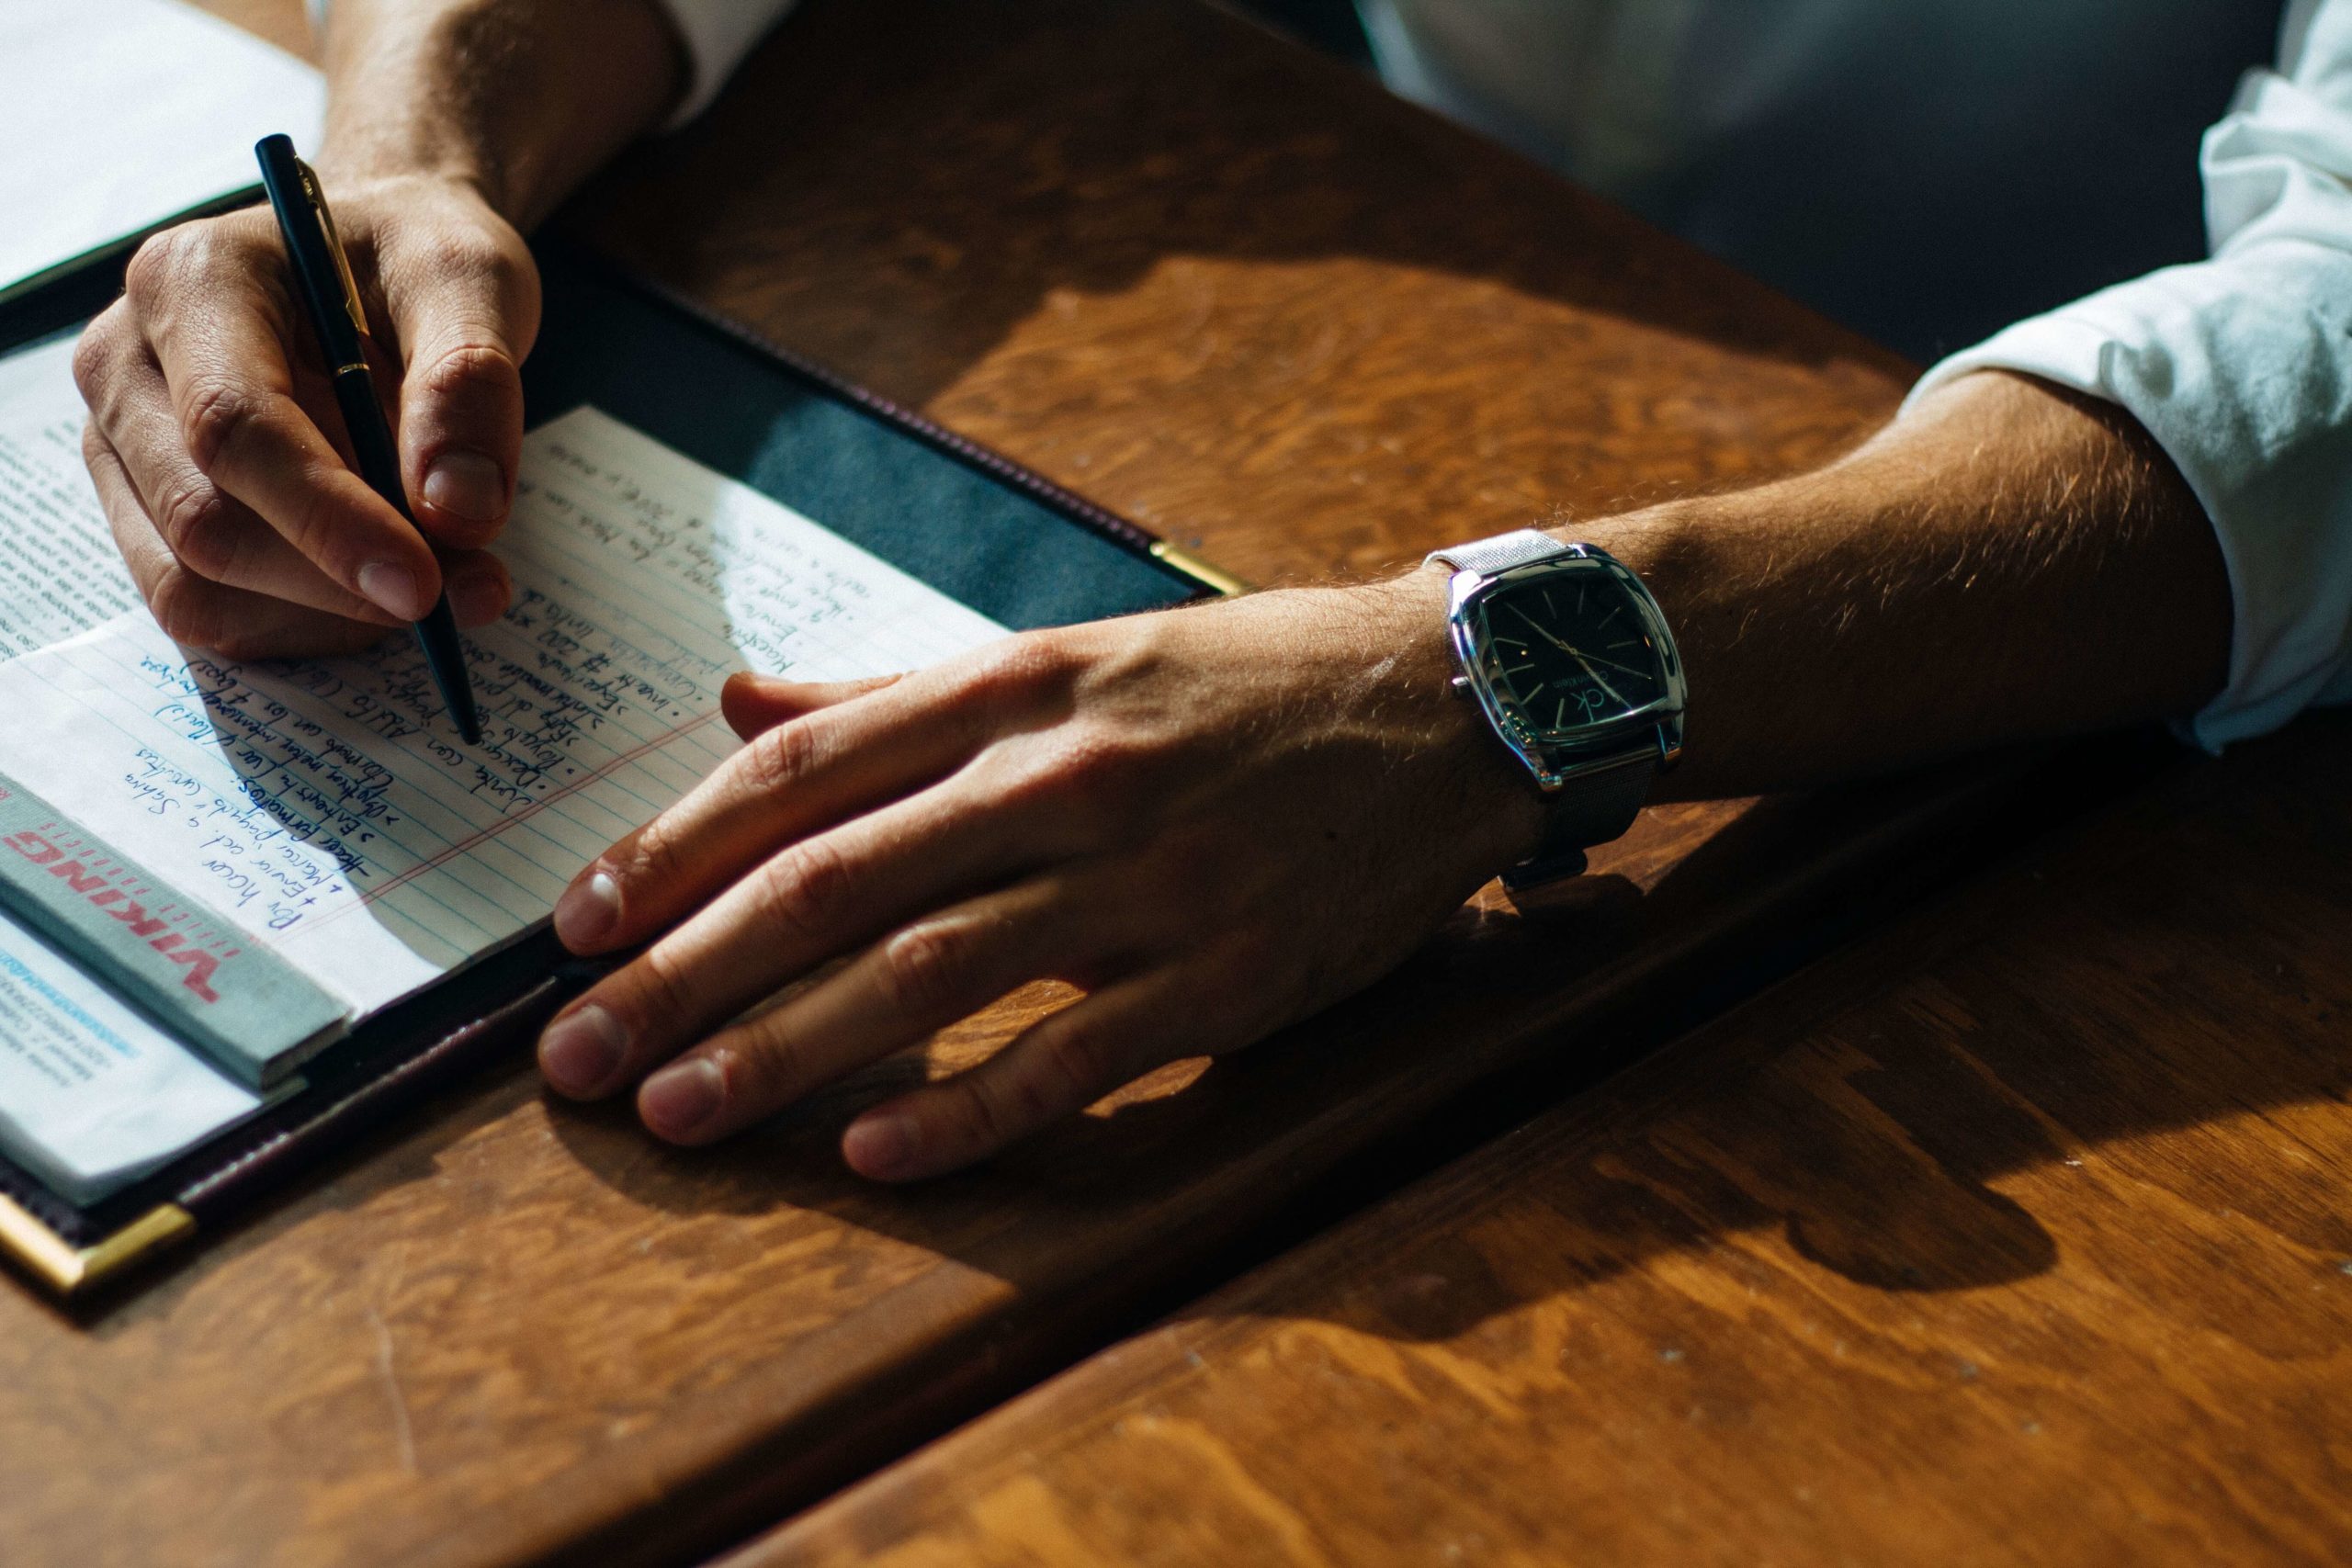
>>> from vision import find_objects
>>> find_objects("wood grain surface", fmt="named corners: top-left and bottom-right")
top-left (575, 0), bottom-right (1911, 589)
top-left (747, 710), bottom-right (2352, 1568)
top-left (0, 5), bottom-right (2052, 1567)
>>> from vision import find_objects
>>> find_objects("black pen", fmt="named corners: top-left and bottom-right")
top-left (253, 133), bottom-right (481, 745)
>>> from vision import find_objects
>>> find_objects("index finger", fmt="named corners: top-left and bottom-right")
top-left (552, 671), bottom-right (994, 953)
top-left (130, 236), bottom-right (441, 620)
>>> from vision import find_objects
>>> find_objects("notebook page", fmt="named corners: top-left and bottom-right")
top-left (0, 899), bottom-right (262, 1204)
top-left (0, 406), bottom-right (1009, 1019)
top-left (0, 335), bottom-right (142, 660)
top-left (0, 0), bottom-right (322, 299)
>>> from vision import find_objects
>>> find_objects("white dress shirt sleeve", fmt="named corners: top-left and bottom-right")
top-left (1903, 0), bottom-right (2352, 750)
top-left (654, 0), bottom-right (799, 126)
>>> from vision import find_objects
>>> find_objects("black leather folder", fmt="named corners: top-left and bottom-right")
top-left (0, 228), bottom-right (1232, 1298)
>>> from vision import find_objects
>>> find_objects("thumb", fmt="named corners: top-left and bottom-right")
top-left (721, 671), bottom-right (904, 739)
top-left (388, 218), bottom-right (541, 549)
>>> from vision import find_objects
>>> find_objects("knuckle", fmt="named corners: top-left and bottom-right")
top-left (720, 1030), bottom-right (807, 1110)
top-left (179, 377), bottom-right (263, 473)
top-left (628, 947), bottom-right (698, 1034)
top-left (153, 477), bottom-right (238, 580)
top-left (439, 228), bottom-right (530, 293)
top-left (1032, 1023), bottom-right (1116, 1116)
top-left (741, 717), bottom-right (823, 798)
top-left (752, 838), bottom-right (855, 946)
top-left (415, 339), bottom-right (519, 402)
top-left (145, 568), bottom-right (225, 649)
top-left (957, 634), bottom-right (1072, 707)
top-left (432, 229), bottom-right (503, 277)
top-left (994, 729), bottom-right (1148, 837)
top-left (949, 1077), bottom-right (1016, 1156)
top-left (1052, 729), bottom-right (1150, 794)
top-left (620, 817), bottom-right (688, 894)
top-left (211, 628), bottom-right (282, 664)
top-left (71, 313), bottom-right (126, 404)
top-left (270, 475), bottom-right (368, 565)
top-left (484, 242), bottom-right (537, 311)
top-left (880, 919), bottom-right (978, 1016)
top-left (122, 227), bottom-right (195, 305)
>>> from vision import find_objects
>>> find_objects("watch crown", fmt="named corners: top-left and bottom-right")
top-left (1449, 674), bottom-right (1473, 697)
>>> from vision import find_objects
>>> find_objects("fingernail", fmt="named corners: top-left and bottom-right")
top-left (357, 561), bottom-right (426, 620)
top-left (554, 870), bottom-right (620, 949)
top-left (640, 1058), bottom-right (725, 1140)
top-left (843, 1114), bottom-right (918, 1178)
top-left (423, 449), bottom-right (506, 524)
top-left (539, 1004), bottom-right (628, 1097)
top-left (447, 569), bottom-right (507, 627)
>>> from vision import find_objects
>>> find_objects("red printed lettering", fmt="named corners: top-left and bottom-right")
top-left (162, 947), bottom-right (220, 1003)
top-left (5, 827), bottom-right (229, 1004)
top-left (45, 859), bottom-right (110, 895)
top-left (107, 901), bottom-right (170, 940)
top-left (5, 829), bottom-right (61, 865)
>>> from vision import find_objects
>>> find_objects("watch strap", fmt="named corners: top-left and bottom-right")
top-left (1502, 750), bottom-right (1657, 890)
top-left (1424, 528), bottom-right (1570, 577)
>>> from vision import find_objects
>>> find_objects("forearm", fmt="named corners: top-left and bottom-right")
top-left (1566, 370), bottom-right (2232, 798)
top-left (312, 0), bottom-right (684, 227)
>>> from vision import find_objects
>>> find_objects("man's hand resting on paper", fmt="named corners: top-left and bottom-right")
top-left (536, 576), bottom-right (1542, 1180)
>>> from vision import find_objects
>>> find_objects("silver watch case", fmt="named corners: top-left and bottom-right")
top-left (1443, 546), bottom-right (1687, 792)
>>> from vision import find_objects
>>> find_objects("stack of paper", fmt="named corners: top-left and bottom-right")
top-left (0, 0), bottom-right (324, 301)
top-left (0, 345), bottom-right (1007, 1200)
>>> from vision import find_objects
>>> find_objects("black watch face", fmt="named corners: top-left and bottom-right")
top-left (1476, 570), bottom-right (1665, 736)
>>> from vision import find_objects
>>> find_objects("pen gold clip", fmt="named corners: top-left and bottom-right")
top-left (293, 156), bottom-right (372, 363)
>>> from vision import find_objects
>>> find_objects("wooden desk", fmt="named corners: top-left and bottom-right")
top-left (750, 713), bottom-right (2352, 1567)
top-left (1, 5), bottom-right (2053, 1566)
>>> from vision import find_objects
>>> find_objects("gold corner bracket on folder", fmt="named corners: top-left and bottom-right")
top-left (1150, 540), bottom-right (1252, 598)
top-left (0, 1191), bottom-right (194, 1297)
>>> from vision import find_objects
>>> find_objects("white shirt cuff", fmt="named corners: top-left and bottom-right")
top-left (655, 0), bottom-right (797, 128)
top-left (1903, 233), bottom-right (2352, 754)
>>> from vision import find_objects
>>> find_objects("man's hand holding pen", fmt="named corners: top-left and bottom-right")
top-left (71, 169), bottom-right (526, 660)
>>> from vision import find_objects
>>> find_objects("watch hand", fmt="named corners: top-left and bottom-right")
top-left (1560, 646), bottom-right (1649, 679)
top-left (1510, 605), bottom-right (1582, 656)
top-left (1509, 605), bottom-right (1647, 681)
top-left (1565, 648), bottom-right (1627, 708)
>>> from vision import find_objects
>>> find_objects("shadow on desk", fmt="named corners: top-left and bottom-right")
top-left (513, 724), bottom-right (2333, 1349)
top-left (58, 718), bottom-right (2256, 1380)
top-left (571, 0), bottom-right (1914, 586)
top-left (517, 721), bottom-right (2352, 1359)
top-left (1167, 713), bottom-right (2352, 1349)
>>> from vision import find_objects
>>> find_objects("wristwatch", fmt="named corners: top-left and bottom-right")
top-left (1428, 529), bottom-right (1686, 889)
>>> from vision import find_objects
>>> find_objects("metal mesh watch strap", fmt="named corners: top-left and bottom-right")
top-left (1502, 751), bottom-right (1657, 891)
top-left (1424, 528), bottom-right (1571, 577)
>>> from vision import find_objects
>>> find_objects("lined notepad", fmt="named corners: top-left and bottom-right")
top-left (0, 407), bottom-right (1007, 1019)
top-left (0, 361), bottom-right (1008, 1197)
